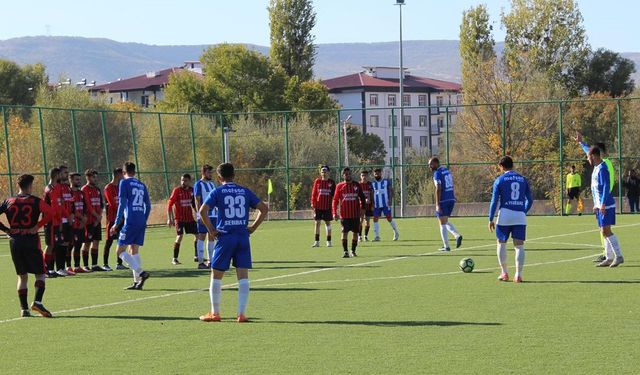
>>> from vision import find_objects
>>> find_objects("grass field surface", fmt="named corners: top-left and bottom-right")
top-left (0, 215), bottom-right (638, 374)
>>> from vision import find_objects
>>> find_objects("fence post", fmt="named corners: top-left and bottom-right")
top-left (1, 107), bottom-right (13, 195)
top-left (128, 112), bottom-right (140, 178)
top-left (284, 113), bottom-right (291, 220)
top-left (391, 108), bottom-right (396, 216)
top-left (218, 113), bottom-right (226, 163)
top-left (616, 100), bottom-right (623, 214)
top-left (38, 107), bottom-right (48, 176)
top-left (336, 111), bottom-right (342, 172)
top-left (188, 114), bottom-right (198, 175)
top-left (70, 109), bottom-right (81, 172)
top-left (445, 107), bottom-right (450, 167)
top-left (100, 111), bottom-right (112, 174)
top-left (559, 102), bottom-right (565, 216)
top-left (157, 113), bottom-right (171, 197)
top-left (501, 103), bottom-right (507, 156)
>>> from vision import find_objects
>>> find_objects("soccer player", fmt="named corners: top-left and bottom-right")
top-left (428, 158), bottom-right (462, 251)
top-left (370, 168), bottom-right (399, 241)
top-left (332, 167), bottom-right (367, 258)
top-left (57, 165), bottom-right (75, 276)
top-left (81, 169), bottom-right (104, 272)
top-left (488, 156), bottom-right (533, 283)
top-left (110, 162), bottom-right (152, 290)
top-left (69, 173), bottom-right (90, 274)
top-left (588, 146), bottom-right (624, 267)
top-left (43, 167), bottom-right (63, 278)
top-left (310, 165), bottom-right (336, 247)
top-left (104, 167), bottom-right (127, 270)
top-left (198, 163), bottom-right (268, 323)
top-left (358, 170), bottom-right (373, 242)
top-left (167, 174), bottom-right (197, 265)
top-left (565, 165), bottom-right (583, 215)
top-left (0, 174), bottom-right (54, 317)
top-left (194, 164), bottom-right (217, 269)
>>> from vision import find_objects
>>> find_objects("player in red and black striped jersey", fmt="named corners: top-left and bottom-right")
top-left (103, 168), bottom-right (126, 270)
top-left (68, 173), bottom-right (90, 273)
top-left (57, 165), bottom-right (75, 276)
top-left (81, 169), bottom-right (104, 272)
top-left (310, 165), bottom-right (336, 248)
top-left (167, 174), bottom-right (197, 265)
top-left (43, 167), bottom-right (64, 278)
top-left (332, 168), bottom-right (367, 258)
top-left (0, 174), bottom-right (54, 317)
top-left (358, 170), bottom-right (374, 242)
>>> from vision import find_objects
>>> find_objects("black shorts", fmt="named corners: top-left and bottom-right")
top-left (61, 222), bottom-right (73, 243)
top-left (85, 223), bottom-right (102, 242)
top-left (314, 209), bottom-right (332, 222)
top-left (44, 224), bottom-right (61, 247)
top-left (340, 218), bottom-right (361, 234)
top-left (10, 236), bottom-right (46, 275)
top-left (176, 221), bottom-right (197, 235)
top-left (363, 210), bottom-right (373, 218)
top-left (567, 187), bottom-right (580, 200)
top-left (72, 227), bottom-right (86, 244)
top-left (107, 221), bottom-right (123, 241)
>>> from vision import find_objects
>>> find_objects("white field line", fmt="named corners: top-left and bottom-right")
top-left (1, 223), bottom-right (637, 324)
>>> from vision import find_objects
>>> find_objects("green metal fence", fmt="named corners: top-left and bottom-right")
top-left (1, 97), bottom-right (639, 224)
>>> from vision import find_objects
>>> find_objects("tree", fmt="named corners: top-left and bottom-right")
top-left (346, 127), bottom-right (386, 165)
top-left (269, 0), bottom-right (317, 81)
top-left (159, 71), bottom-right (219, 113)
top-left (502, 0), bottom-right (590, 94)
top-left (580, 48), bottom-right (636, 97)
top-left (0, 59), bottom-right (47, 106)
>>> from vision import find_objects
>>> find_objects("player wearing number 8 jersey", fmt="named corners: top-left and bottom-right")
top-left (111, 162), bottom-right (152, 290)
top-left (429, 158), bottom-right (462, 251)
top-left (488, 156), bottom-right (533, 283)
top-left (199, 163), bottom-right (268, 323)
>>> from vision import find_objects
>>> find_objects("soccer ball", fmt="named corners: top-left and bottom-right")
top-left (459, 257), bottom-right (474, 273)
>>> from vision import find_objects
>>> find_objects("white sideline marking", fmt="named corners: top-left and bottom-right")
top-left (1, 223), bottom-right (637, 324)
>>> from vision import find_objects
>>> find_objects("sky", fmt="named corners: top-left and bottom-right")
top-left (0, 0), bottom-right (638, 52)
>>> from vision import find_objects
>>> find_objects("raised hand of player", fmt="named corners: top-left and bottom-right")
top-left (488, 221), bottom-right (495, 232)
top-left (574, 131), bottom-right (583, 143)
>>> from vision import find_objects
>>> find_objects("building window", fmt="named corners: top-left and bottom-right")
top-left (388, 94), bottom-right (396, 106)
top-left (419, 115), bottom-right (427, 127)
top-left (420, 136), bottom-right (429, 148)
top-left (437, 116), bottom-right (444, 128)
top-left (418, 95), bottom-right (427, 106)
top-left (141, 95), bottom-right (149, 108)
top-left (436, 96), bottom-right (444, 107)
top-left (403, 94), bottom-right (411, 106)
top-left (389, 136), bottom-right (398, 148)
top-left (388, 115), bottom-right (396, 127)
top-left (370, 115), bottom-right (379, 127)
top-left (369, 94), bottom-right (378, 107)
top-left (403, 136), bottom-right (412, 148)
top-left (403, 115), bottom-right (412, 127)
top-left (456, 94), bottom-right (463, 104)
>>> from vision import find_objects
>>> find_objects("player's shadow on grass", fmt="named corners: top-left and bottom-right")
top-left (61, 315), bottom-right (196, 321)
top-left (525, 248), bottom-right (596, 252)
top-left (255, 265), bottom-right (344, 270)
top-left (88, 269), bottom-right (211, 279)
top-left (254, 260), bottom-right (336, 264)
top-left (266, 320), bottom-right (501, 327)
top-left (526, 280), bottom-right (640, 284)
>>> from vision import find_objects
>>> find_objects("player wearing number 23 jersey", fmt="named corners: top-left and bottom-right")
top-left (114, 176), bottom-right (151, 246)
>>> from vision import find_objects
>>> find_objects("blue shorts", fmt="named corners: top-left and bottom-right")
top-left (496, 225), bottom-right (526, 242)
top-left (197, 217), bottom-right (217, 234)
top-left (595, 207), bottom-right (616, 227)
top-left (117, 224), bottom-right (146, 246)
top-left (210, 233), bottom-right (252, 271)
top-left (373, 206), bottom-right (391, 218)
top-left (436, 201), bottom-right (455, 217)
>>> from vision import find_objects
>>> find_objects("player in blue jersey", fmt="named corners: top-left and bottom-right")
top-left (588, 146), bottom-right (624, 267)
top-left (193, 164), bottom-right (217, 269)
top-left (370, 168), bottom-right (399, 241)
top-left (110, 162), bottom-right (151, 290)
top-left (428, 158), bottom-right (462, 251)
top-left (488, 156), bottom-right (533, 283)
top-left (198, 163), bottom-right (268, 323)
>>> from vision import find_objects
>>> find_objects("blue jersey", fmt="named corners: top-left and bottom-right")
top-left (371, 179), bottom-right (391, 208)
top-left (591, 162), bottom-right (615, 208)
top-left (433, 166), bottom-right (455, 202)
top-left (488, 171), bottom-right (533, 223)
top-left (203, 182), bottom-right (261, 234)
top-left (194, 178), bottom-right (217, 218)
top-left (114, 177), bottom-right (151, 226)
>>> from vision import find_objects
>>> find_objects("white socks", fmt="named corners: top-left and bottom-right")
top-left (390, 220), bottom-right (398, 232)
top-left (207, 241), bottom-right (215, 261)
top-left (210, 278), bottom-right (222, 314)
top-left (373, 222), bottom-right (380, 236)
top-left (197, 240), bottom-right (205, 263)
top-left (325, 224), bottom-right (331, 236)
top-left (238, 279), bottom-right (250, 315)
top-left (514, 245), bottom-right (525, 276)
top-left (497, 242), bottom-right (507, 274)
top-left (605, 234), bottom-right (622, 258)
top-left (119, 252), bottom-right (142, 274)
top-left (445, 222), bottom-right (460, 238)
top-left (440, 225), bottom-right (449, 248)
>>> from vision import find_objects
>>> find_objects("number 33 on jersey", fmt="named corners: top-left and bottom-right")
top-left (204, 183), bottom-right (261, 234)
